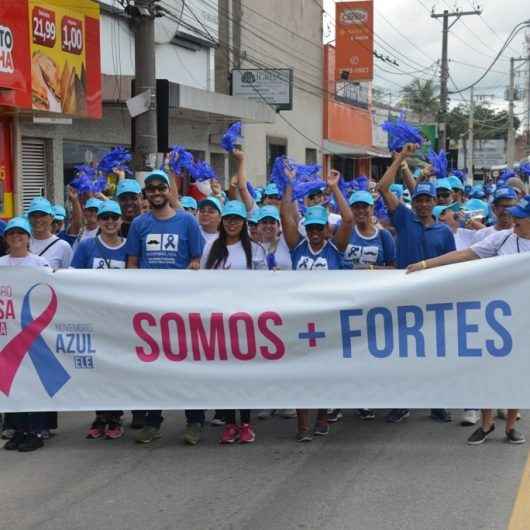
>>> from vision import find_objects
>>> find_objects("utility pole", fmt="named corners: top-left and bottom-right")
top-left (130, 0), bottom-right (158, 173)
top-left (467, 86), bottom-right (474, 183)
top-left (507, 57), bottom-right (530, 165)
top-left (431, 7), bottom-right (481, 152)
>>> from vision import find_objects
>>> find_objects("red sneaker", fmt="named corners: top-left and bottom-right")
top-left (220, 424), bottom-right (239, 444)
top-left (106, 421), bottom-right (124, 440)
top-left (239, 423), bottom-right (255, 444)
top-left (86, 421), bottom-right (106, 439)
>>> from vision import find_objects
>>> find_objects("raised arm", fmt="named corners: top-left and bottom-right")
top-left (328, 170), bottom-right (353, 252)
top-left (66, 186), bottom-right (82, 236)
top-left (280, 168), bottom-right (300, 250)
top-left (232, 149), bottom-right (255, 213)
top-left (400, 160), bottom-right (416, 195)
top-left (407, 248), bottom-right (479, 274)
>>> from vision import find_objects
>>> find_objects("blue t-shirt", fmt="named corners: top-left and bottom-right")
top-left (390, 203), bottom-right (456, 269)
top-left (343, 226), bottom-right (396, 269)
top-left (58, 230), bottom-right (77, 246)
top-left (126, 211), bottom-right (204, 269)
top-left (291, 239), bottom-right (343, 270)
top-left (71, 236), bottom-right (128, 269)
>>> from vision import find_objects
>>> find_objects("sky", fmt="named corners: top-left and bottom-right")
top-left (324, 0), bottom-right (529, 121)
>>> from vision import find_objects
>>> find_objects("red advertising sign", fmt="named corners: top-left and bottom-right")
top-left (335, 1), bottom-right (374, 82)
top-left (0, 0), bottom-right (101, 119)
top-left (0, 118), bottom-right (13, 220)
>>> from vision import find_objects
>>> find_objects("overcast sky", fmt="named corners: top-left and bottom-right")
top-left (325, 0), bottom-right (529, 118)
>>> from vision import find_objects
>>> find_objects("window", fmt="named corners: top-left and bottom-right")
top-left (22, 138), bottom-right (48, 210)
top-left (267, 136), bottom-right (287, 179)
top-left (305, 148), bottom-right (317, 165)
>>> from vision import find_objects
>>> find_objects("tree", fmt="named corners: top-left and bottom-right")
top-left (400, 79), bottom-right (440, 122)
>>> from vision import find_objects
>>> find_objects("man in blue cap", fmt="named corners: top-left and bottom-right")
top-left (436, 178), bottom-right (453, 206)
top-left (473, 186), bottom-right (518, 243)
top-left (126, 169), bottom-right (205, 445)
top-left (116, 178), bottom-right (142, 238)
top-left (378, 143), bottom-right (455, 424)
top-left (262, 183), bottom-right (282, 209)
top-left (448, 175), bottom-right (465, 204)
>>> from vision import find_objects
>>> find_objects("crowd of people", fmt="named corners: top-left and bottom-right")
top-left (1, 142), bottom-right (529, 453)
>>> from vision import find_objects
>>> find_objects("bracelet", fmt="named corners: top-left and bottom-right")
top-left (421, 260), bottom-right (427, 270)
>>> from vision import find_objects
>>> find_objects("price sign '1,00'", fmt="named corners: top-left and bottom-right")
top-left (61, 16), bottom-right (83, 55)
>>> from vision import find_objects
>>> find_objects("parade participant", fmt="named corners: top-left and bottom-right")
top-left (262, 183), bottom-right (282, 210)
top-left (248, 210), bottom-right (260, 241)
top-left (201, 200), bottom-right (267, 444)
top-left (433, 203), bottom-right (476, 250)
top-left (257, 205), bottom-right (292, 270)
top-left (448, 175), bottom-right (465, 204)
top-left (27, 197), bottom-right (73, 271)
top-left (1, 217), bottom-right (50, 452)
top-left (407, 195), bottom-right (530, 445)
top-left (59, 186), bottom-right (82, 246)
top-left (126, 169), bottom-right (205, 446)
top-left (436, 179), bottom-right (453, 206)
top-left (298, 183), bottom-right (342, 237)
top-left (52, 205), bottom-right (67, 235)
top-left (181, 196), bottom-right (198, 214)
top-left (71, 198), bottom-right (103, 249)
top-left (116, 179), bottom-right (142, 238)
top-left (378, 143), bottom-right (455, 424)
top-left (71, 201), bottom-right (127, 439)
top-left (472, 187), bottom-right (517, 243)
top-left (505, 176), bottom-right (527, 199)
top-left (198, 196), bottom-right (222, 244)
top-left (281, 169), bottom-right (353, 441)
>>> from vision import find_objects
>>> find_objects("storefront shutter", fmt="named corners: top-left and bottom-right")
top-left (21, 138), bottom-right (47, 210)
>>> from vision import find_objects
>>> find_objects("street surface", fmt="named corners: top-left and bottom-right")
top-left (1, 410), bottom-right (528, 530)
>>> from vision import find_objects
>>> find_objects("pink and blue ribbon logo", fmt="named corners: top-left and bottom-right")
top-left (0, 284), bottom-right (70, 397)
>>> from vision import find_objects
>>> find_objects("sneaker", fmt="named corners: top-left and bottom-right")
top-left (106, 421), bottom-right (124, 440)
top-left (18, 433), bottom-right (44, 452)
top-left (506, 428), bottom-right (526, 444)
top-left (135, 426), bottom-right (161, 444)
top-left (359, 409), bottom-right (376, 421)
top-left (461, 410), bottom-right (480, 426)
top-left (313, 422), bottom-right (330, 436)
top-left (430, 409), bottom-right (452, 422)
top-left (296, 431), bottom-right (313, 443)
top-left (467, 424), bottom-right (495, 445)
top-left (130, 414), bottom-right (145, 430)
top-left (183, 423), bottom-right (203, 446)
top-left (3, 432), bottom-right (26, 451)
top-left (385, 409), bottom-right (410, 423)
top-left (220, 424), bottom-right (239, 444)
top-left (210, 412), bottom-right (226, 426)
top-left (1, 428), bottom-right (15, 440)
top-left (86, 421), bottom-right (106, 440)
top-left (239, 423), bottom-right (256, 444)
top-left (328, 409), bottom-right (343, 423)
top-left (40, 429), bottom-right (51, 440)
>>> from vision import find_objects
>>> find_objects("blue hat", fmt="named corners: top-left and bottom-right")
top-left (97, 200), bottom-right (122, 217)
top-left (389, 183), bottom-right (404, 198)
top-left (181, 196), bottom-right (198, 210)
top-left (222, 200), bottom-right (247, 219)
top-left (349, 190), bottom-right (374, 206)
top-left (448, 175), bottom-right (465, 191)
top-left (469, 186), bottom-right (486, 199)
top-left (257, 205), bottom-right (280, 222)
top-left (305, 182), bottom-right (326, 198)
top-left (463, 198), bottom-right (489, 218)
top-left (493, 186), bottom-right (518, 203)
top-left (303, 205), bottom-right (329, 226)
top-left (247, 210), bottom-right (260, 224)
top-left (507, 195), bottom-right (530, 219)
top-left (117, 179), bottom-right (141, 197)
top-left (436, 178), bottom-right (453, 192)
top-left (254, 190), bottom-right (263, 203)
top-left (85, 198), bottom-right (103, 210)
top-left (433, 202), bottom-right (461, 221)
top-left (52, 205), bottom-right (66, 221)
top-left (145, 169), bottom-right (170, 185)
top-left (412, 182), bottom-right (436, 199)
top-left (198, 196), bottom-right (222, 214)
top-left (264, 183), bottom-right (281, 197)
top-left (4, 216), bottom-right (32, 236)
top-left (27, 197), bottom-right (53, 216)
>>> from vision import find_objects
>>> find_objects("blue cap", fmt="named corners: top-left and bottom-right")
top-left (247, 210), bottom-right (260, 224)
top-left (117, 179), bottom-right (141, 197)
top-left (436, 178), bottom-right (453, 192)
top-left (254, 190), bottom-right (263, 203)
top-left (493, 186), bottom-right (518, 203)
top-left (181, 196), bottom-right (198, 210)
top-left (448, 175), bottom-right (465, 191)
top-left (52, 205), bottom-right (66, 221)
top-left (145, 169), bottom-right (170, 185)
top-left (27, 197), bottom-right (53, 216)
top-left (85, 198), bottom-right (103, 210)
top-left (97, 200), bottom-right (122, 217)
top-left (389, 183), bottom-right (404, 198)
top-left (305, 182), bottom-right (326, 198)
top-left (412, 182), bottom-right (437, 199)
top-left (303, 205), bottom-right (329, 226)
top-left (349, 190), bottom-right (374, 206)
top-left (4, 216), bottom-right (32, 236)
top-left (198, 196), bottom-right (222, 214)
top-left (463, 198), bottom-right (489, 218)
top-left (507, 195), bottom-right (530, 219)
top-left (222, 200), bottom-right (247, 219)
top-left (257, 205), bottom-right (280, 222)
top-left (469, 186), bottom-right (486, 199)
top-left (433, 202), bottom-right (461, 220)
top-left (264, 183), bottom-right (281, 197)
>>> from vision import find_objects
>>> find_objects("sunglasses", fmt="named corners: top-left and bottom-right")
top-left (265, 195), bottom-right (281, 201)
top-left (437, 191), bottom-right (452, 199)
top-left (99, 214), bottom-right (121, 221)
top-left (145, 184), bottom-right (169, 193)
top-left (306, 224), bottom-right (325, 232)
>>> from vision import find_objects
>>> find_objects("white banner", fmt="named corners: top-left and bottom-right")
top-left (1, 254), bottom-right (529, 412)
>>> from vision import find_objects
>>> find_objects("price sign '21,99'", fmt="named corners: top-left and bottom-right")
top-left (61, 16), bottom-right (83, 55)
top-left (32, 6), bottom-right (56, 48)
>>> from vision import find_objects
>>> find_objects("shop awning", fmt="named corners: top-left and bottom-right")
top-left (323, 139), bottom-right (391, 158)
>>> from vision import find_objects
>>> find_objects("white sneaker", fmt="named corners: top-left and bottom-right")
top-left (461, 410), bottom-right (480, 426)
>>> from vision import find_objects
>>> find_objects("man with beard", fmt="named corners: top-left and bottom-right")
top-left (126, 170), bottom-right (205, 445)
top-left (378, 143), bottom-right (456, 424)
top-left (117, 179), bottom-right (142, 238)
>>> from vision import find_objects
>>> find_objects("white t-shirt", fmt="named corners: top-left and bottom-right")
top-left (454, 228), bottom-right (476, 251)
top-left (471, 229), bottom-right (530, 258)
top-left (200, 227), bottom-right (219, 245)
top-left (30, 236), bottom-right (73, 270)
top-left (200, 240), bottom-right (267, 270)
top-left (298, 212), bottom-right (342, 237)
top-left (472, 225), bottom-right (502, 244)
top-left (0, 253), bottom-right (50, 268)
top-left (262, 235), bottom-right (292, 270)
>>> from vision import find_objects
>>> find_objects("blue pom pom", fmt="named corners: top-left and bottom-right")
top-left (293, 179), bottom-right (327, 200)
top-left (70, 164), bottom-right (100, 194)
top-left (168, 145), bottom-right (194, 175)
top-left (270, 156), bottom-right (295, 195)
top-left (246, 181), bottom-right (257, 199)
top-left (374, 195), bottom-right (389, 220)
top-left (498, 168), bottom-right (516, 185)
top-left (428, 149), bottom-right (448, 179)
top-left (520, 162), bottom-right (530, 177)
top-left (221, 121), bottom-right (242, 152)
top-left (382, 114), bottom-right (423, 152)
top-left (97, 146), bottom-right (132, 176)
top-left (190, 160), bottom-right (217, 182)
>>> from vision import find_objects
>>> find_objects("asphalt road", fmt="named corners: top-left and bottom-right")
top-left (1, 410), bottom-right (528, 530)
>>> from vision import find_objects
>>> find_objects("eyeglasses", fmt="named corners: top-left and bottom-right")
top-left (99, 214), bottom-right (121, 221)
top-left (145, 184), bottom-right (169, 193)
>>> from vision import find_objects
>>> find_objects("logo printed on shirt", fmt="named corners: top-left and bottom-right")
top-left (145, 234), bottom-right (180, 252)
top-left (296, 256), bottom-right (329, 270)
top-left (345, 244), bottom-right (379, 266)
top-left (92, 258), bottom-right (126, 269)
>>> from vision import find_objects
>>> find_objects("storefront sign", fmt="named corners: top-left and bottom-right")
top-left (0, 0), bottom-right (101, 118)
top-left (0, 119), bottom-right (13, 220)
top-left (232, 69), bottom-right (293, 111)
top-left (335, 1), bottom-right (373, 82)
